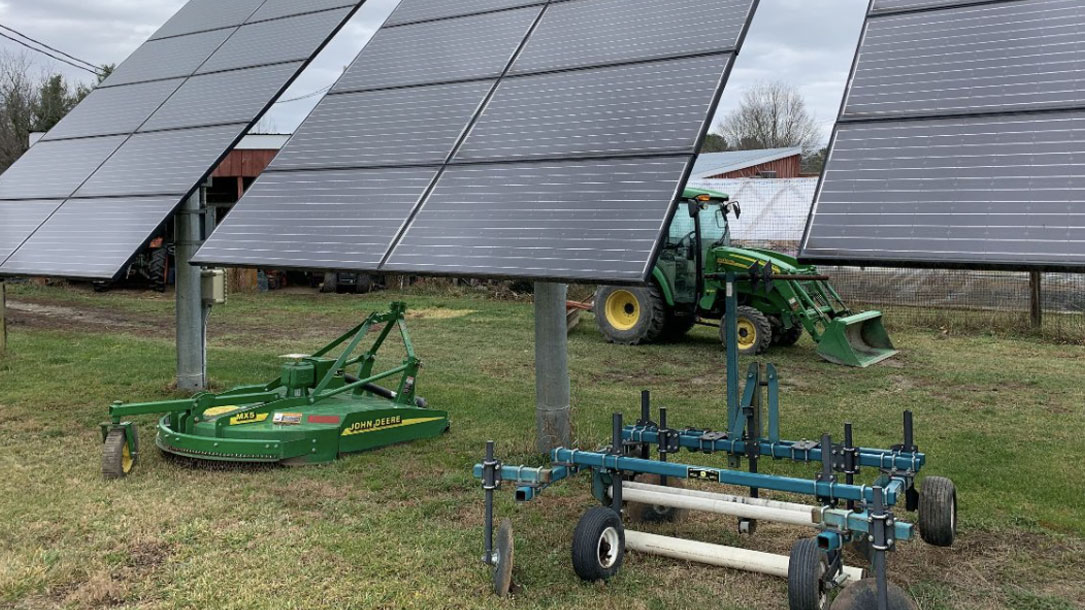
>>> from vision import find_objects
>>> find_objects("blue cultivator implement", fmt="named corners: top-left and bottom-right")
top-left (475, 273), bottom-right (957, 610)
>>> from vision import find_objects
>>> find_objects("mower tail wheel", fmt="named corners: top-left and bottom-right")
top-left (493, 519), bottom-right (515, 596)
top-left (918, 476), bottom-right (957, 547)
top-left (571, 507), bottom-right (625, 583)
top-left (787, 537), bottom-right (828, 610)
top-left (626, 474), bottom-right (688, 524)
top-left (830, 578), bottom-right (918, 610)
top-left (102, 429), bottom-right (135, 480)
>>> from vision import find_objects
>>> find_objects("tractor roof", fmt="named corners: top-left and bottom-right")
top-left (682, 186), bottom-right (730, 201)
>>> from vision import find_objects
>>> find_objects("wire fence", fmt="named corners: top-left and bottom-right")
top-left (693, 178), bottom-right (1085, 343)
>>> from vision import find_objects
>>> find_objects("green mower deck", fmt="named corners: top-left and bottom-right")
top-left (100, 302), bottom-right (449, 478)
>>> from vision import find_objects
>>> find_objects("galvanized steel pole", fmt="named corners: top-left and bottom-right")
top-left (535, 282), bottom-right (571, 452)
top-left (176, 189), bottom-right (207, 391)
top-left (0, 279), bottom-right (7, 355)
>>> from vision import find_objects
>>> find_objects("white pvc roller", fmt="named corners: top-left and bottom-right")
top-left (612, 482), bottom-right (818, 527)
top-left (624, 530), bottom-right (865, 581)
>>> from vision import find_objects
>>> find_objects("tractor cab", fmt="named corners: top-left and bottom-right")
top-left (658, 187), bottom-right (739, 306)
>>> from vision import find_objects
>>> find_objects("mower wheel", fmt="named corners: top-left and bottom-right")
top-left (787, 537), bottom-right (828, 610)
top-left (626, 474), bottom-right (687, 524)
top-left (493, 519), bottom-right (515, 596)
top-left (571, 507), bottom-right (625, 583)
top-left (102, 429), bottom-right (135, 480)
top-left (594, 284), bottom-right (667, 345)
top-left (723, 306), bottom-right (773, 356)
top-left (830, 578), bottom-right (917, 610)
top-left (918, 476), bottom-right (957, 547)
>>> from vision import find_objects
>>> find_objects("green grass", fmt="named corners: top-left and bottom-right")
top-left (1, 285), bottom-right (1083, 609)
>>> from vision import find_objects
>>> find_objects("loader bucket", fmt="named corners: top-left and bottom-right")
top-left (816, 311), bottom-right (897, 368)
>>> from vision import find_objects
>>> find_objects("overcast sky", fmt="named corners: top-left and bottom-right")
top-left (0, 0), bottom-right (867, 145)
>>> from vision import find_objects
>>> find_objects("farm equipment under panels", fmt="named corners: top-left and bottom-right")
top-left (476, 273), bottom-right (955, 609)
top-left (594, 188), bottom-right (897, 367)
top-left (100, 302), bottom-right (449, 478)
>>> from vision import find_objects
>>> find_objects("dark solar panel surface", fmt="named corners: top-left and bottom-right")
top-left (196, 0), bottom-right (759, 283)
top-left (802, 0), bottom-right (1085, 270)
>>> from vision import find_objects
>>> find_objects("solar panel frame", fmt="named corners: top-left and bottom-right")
top-left (195, 0), bottom-right (761, 284)
top-left (0, 0), bottom-right (370, 279)
top-left (801, 0), bottom-right (1085, 271)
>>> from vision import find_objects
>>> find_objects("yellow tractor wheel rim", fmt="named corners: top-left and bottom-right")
top-left (737, 319), bottom-right (758, 350)
top-left (121, 443), bottom-right (134, 474)
top-left (605, 290), bottom-right (641, 331)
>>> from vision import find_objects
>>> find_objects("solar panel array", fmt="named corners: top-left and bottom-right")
top-left (802, 0), bottom-right (1085, 270)
top-left (195, 0), bottom-right (760, 283)
top-left (0, 0), bottom-right (366, 279)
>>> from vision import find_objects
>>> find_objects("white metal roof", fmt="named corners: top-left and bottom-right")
top-left (690, 147), bottom-right (802, 179)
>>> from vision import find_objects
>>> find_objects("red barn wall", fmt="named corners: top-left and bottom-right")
top-left (708, 155), bottom-right (802, 179)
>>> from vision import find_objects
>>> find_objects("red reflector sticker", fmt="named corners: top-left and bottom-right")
top-left (308, 415), bottom-right (341, 425)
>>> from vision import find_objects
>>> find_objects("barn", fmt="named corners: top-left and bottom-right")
top-left (690, 147), bottom-right (803, 180)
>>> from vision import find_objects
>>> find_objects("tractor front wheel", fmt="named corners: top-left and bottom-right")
top-left (722, 306), bottom-right (773, 356)
top-left (594, 285), bottom-right (668, 345)
top-left (102, 429), bottom-right (135, 480)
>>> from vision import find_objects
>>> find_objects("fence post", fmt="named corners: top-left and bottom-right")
top-left (1029, 271), bottom-right (1043, 330)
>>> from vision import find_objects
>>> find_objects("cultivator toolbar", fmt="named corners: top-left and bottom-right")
top-left (475, 274), bottom-right (956, 609)
top-left (100, 302), bottom-right (449, 478)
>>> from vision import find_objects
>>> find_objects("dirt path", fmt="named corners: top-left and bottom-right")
top-left (6, 300), bottom-right (171, 338)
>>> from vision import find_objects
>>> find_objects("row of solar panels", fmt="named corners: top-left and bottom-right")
top-left (196, 0), bottom-right (757, 282)
top-left (802, 0), bottom-right (1085, 270)
top-left (0, 0), bottom-right (367, 277)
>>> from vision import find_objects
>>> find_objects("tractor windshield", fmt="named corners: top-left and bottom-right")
top-left (668, 202), bottom-right (728, 250)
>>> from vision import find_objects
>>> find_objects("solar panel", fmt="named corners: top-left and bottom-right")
top-left (802, 0), bottom-right (1085, 270)
top-left (0, 0), bottom-right (368, 276)
top-left (0, 201), bottom-right (63, 261)
top-left (0, 198), bottom-right (180, 279)
top-left (195, 0), bottom-right (759, 283)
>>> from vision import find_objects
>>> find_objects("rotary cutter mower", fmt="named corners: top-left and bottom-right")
top-left (475, 274), bottom-right (957, 609)
top-left (101, 302), bottom-right (449, 478)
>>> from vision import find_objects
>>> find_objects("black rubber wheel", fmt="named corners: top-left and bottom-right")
top-left (661, 314), bottom-right (696, 341)
top-left (721, 306), bottom-right (773, 356)
top-left (571, 507), bottom-right (625, 582)
top-left (788, 537), bottom-right (829, 610)
top-left (626, 474), bottom-right (688, 524)
top-left (102, 429), bottom-right (135, 480)
top-left (594, 284), bottom-right (668, 345)
top-left (775, 323), bottom-right (804, 347)
top-left (830, 578), bottom-right (918, 610)
top-left (918, 476), bottom-right (957, 547)
top-left (320, 272), bottom-right (338, 294)
top-left (493, 519), bottom-right (515, 596)
top-left (149, 247), bottom-right (168, 293)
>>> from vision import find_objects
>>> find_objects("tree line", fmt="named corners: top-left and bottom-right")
top-left (0, 52), bottom-right (112, 172)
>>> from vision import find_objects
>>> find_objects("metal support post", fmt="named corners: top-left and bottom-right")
top-left (611, 412), bottom-right (623, 513)
top-left (724, 272), bottom-right (739, 416)
top-left (0, 279), bottom-right (6, 355)
top-left (1029, 271), bottom-right (1043, 330)
top-left (482, 440), bottom-right (499, 565)
top-left (176, 188), bottom-right (207, 391)
top-left (535, 282), bottom-right (571, 452)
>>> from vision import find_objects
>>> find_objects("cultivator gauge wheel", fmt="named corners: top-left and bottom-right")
top-left (918, 476), bottom-right (957, 547)
top-left (787, 537), bottom-right (829, 610)
top-left (493, 519), bottom-right (515, 596)
top-left (571, 507), bottom-right (625, 582)
top-left (102, 429), bottom-right (134, 480)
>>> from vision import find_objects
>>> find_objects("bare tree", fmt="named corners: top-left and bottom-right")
top-left (716, 81), bottom-right (821, 154)
top-left (0, 52), bottom-right (37, 171)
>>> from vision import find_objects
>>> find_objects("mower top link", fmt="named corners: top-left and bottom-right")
top-left (100, 302), bottom-right (450, 478)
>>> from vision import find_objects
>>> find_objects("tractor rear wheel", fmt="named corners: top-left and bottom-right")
top-left (149, 247), bottom-right (168, 293)
top-left (594, 285), bottom-right (668, 345)
top-left (722, 306), bottom-right (773, 356)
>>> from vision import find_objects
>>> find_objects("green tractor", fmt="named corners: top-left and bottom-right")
top-left (594, 187), bottom-right (897, 367)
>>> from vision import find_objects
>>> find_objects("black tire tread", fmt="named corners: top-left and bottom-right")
top-left (571, 507), bottom-right (624, 582)
top-left (149, 247), bottom-right (168, 293)
top-left (102, 429), bottom-right (130, 480)
top-left (593, 284), bottom-right (668, 346)
top-left (919, 476), bottom-right (956, 547)
top-left (788, 537), bottom-right (825, 610)
top-left (831, 578), bottom-right (918, 610)
top-left (723, 306), bottom-right (774, 356)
